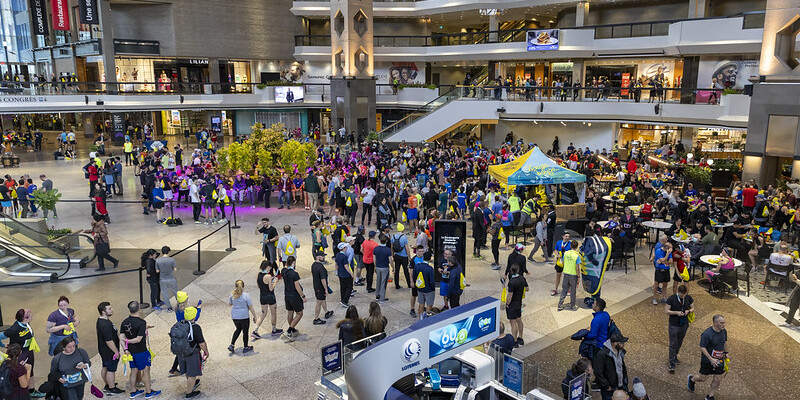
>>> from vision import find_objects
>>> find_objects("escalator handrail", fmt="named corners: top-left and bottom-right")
top-left (0, 215), bottom-right (95, 246)
top-left (378, 87), bottom-right (461, 137)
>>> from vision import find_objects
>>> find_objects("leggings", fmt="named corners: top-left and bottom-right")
top-left (492, 238), bottom-right (501, 264)
top-left (231, 318), bottom-right (251, 347)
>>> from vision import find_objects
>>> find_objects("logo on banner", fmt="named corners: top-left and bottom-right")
top-left (402, 338), bottom-right (421, 363)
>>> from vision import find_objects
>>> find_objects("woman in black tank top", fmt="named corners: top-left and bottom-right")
top-left (252, 261), bottom-right (282, 338)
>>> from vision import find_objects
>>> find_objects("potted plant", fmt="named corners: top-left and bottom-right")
top-left (684, 166), bottom-right (711, 192)
top-left (32, 188), bottom-right (61, 218)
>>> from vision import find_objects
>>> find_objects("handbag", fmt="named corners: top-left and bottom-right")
top-left (84, 366), bottom-right (104, 398)
top-left (95, 242), bottom-right (110, 256)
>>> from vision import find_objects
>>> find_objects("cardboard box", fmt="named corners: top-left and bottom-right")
top-left (555, 205), bottom-right (576, 221)
top-left (575, 203), bottom-right (587, 219)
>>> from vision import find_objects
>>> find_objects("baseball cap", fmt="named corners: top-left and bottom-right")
top-left (338, 242), bottom-right (348, 250)
top-left (514, 243), bottom-right (525, 252)
top-left (368, 230), bottom-right (377, 238)
top-left (184, 306), bottom-right (198, 321)
top-left (609, 332), bottom-right (628, 343)
top-left (313, 250), bottom-right (326, 258)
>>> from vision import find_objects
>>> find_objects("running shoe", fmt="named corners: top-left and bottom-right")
top-left (130, 390), bottom-right (145, 399)
top-left (144, 390), bottom-right (161, 399)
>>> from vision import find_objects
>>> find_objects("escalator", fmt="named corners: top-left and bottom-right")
top-left (0, 217), bottom-right (95, 283)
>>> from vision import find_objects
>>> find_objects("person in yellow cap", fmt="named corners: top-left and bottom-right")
top-left (176, 306), bottom-right (207, 399)
top-left (168, 292), bottom-right (202, 376)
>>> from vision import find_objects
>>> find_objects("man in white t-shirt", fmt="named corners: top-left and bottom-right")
top-left (766, 244), bottom-right (793, 278)
top-left (361, 185), bottom-right (376, 226)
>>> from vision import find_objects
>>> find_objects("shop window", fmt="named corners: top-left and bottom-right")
top-left (353, 10), bottom-right (368, 37)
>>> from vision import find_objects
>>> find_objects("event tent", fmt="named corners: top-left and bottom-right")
top-left (488, 146), bottom-right (587, 185)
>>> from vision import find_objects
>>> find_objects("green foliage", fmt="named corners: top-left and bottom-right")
top-left (709, 158), bottom-right (741, 173)
top-left (722, 88), bottom-right (742, 96)
top-left (278, 141), bottom-right (317, 173)
top-left (685, 166), bottom-right (711, 185)
top-left (32, 188), bottom-right (61, 212)
top-left (256, 81), bottom-right (302, 89)
top-left (216, 141), bottom-right (254, 174)
top-left (367, 130), bottom-right (380, 141)
top-left (47, 228), bottom-right (72, 240)
top-left (398, 84), bottom-right (437, 90)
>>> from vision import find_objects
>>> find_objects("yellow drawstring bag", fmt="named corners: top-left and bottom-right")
top-left (415, 271), bottom-right (425, 289)
top-left (687, 311), bottom-right (696, 323)
top-left (500, 287), bottom-right (507, 302)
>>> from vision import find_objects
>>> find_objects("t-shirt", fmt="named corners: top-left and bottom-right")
top-left (3, 321), bottom-right (33, 349)
top-left (665, 294), bottom-right (693, 327)
top-left (277, 234), bottom-right (300, 261)
top-left (769, 252), bottom-right (793, 266)
top-left (374, 245), bottom-right (392, 268)
top-left (507, 275), bottom-right (528, 308)
top-left (282, 267), bottom-right (301, 298)
top-left (362, 239), bottom-right (378, 264)
top-left (491, 334), bottom-right (516, 354)
top-left (120, 316), bottom-right (148, 354)
top-left (562, 250), bottom-right (582, 276)
top-left (4, 361), bottom-right (27, 397)
top-left (505, 252), bottom-right (528, 277)
top-left (51, 349), bottom-right (90, 388)
top-left (335, 252), bottom-right (352, 278)
top-left (96, 318), bottom-right (119, 361)
top-left (229, 293), bottom-right (253, 320)
top-left (47, 308), bottom-right (76, 336)
top-left (156, 256), bottom-right (177, 280)
top-left (392, 234), bottom-right (408, 257)
top-left (152, 187), bottom-right (165, 203)
top-left (311, 261), bottom-right (328, 293)
top-left (742, 187), bottom-right (758, 208)
top-left (699, 327), bottom-right (727, 363)
top-left (412, 261), bottom-right (435, 293)
top-left (654, 247), bottom-right (671, 270)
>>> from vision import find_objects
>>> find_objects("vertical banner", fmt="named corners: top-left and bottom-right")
top-left (433, 220), bottom-right (467, 282)
top-left (569, 373), bottom-right (586, 400)
top-left (502, 355), bottom-right (524, 393)
top-left (79, 0), bottom-right (99, 25)
top-left (50, 0), bottom-right (69, 30)
top-left (29, 0), bottom-right (49, 35)
top-left (621, 73), bottom-right (631, 96)
top-left (111, 113), bottom-right (125, 145)
top-left (375, 113), bottom-right (382, 132)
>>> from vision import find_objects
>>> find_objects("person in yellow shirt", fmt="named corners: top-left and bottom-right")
top-left (557, 240), bottom-right (582, 311)
top-left (508, 192), bottom-right (521, 224)
top-left (124, 139), bottom-right (134, 166)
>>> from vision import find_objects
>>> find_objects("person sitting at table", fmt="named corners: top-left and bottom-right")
top-left (689, 220), bottom-right (705, 236)
top-left (621, 207), bottom-right (636, 236)
top-left (603, 214), bottom-right (620, 233)
top-left (737, 209), bottom-right (753, 226)
top-left (773, 235), bottom-right (791, 253)
top-left (719, 205), bottom-right (737, 224)
top-left (651, 174), bottom-right (664, 191)
top-left (723, 219), bottom-right (749, 260)
top-left (690, 204), bottom-right (711, 229)
top-left (666, 218), bottom-right (686, 238)
top-left (685, 183), bottom-right (698, 198)
top-left (764, 243), bottom-right (793, 285)
top-left (747, 227), bottom-right (770, 274)
top-left (706, 248), bottom-right (736, 294)
top-left (700, 224), bottom-right (719, 250)
top-left (640, 197), bottom-right (654, 222)
top-left (674, 195), bottom-right (690, 223)
top-left (585, 218), bottom-right (603, 238)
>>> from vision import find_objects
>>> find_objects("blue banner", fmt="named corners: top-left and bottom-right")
top-left (428, 308), bottom-right (496, 358)
top-left (503, 355), bottom-right (523, 393)
top-left (321, 341), bottom-right (342, 373)
top-left (569, 373), bottom-right (586, 400)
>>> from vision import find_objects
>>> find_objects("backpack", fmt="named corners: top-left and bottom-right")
top-left (392, 234), bottom-right (403, 253)
top-left (0, 361), bottom-right (13, 399)
top-left (608, 319), bottom-right (622, 339)
top-left (346, 196), bottom-right (353, 207)
top-left (169, 320), bottom-right (195, 357)
top-left (285, 240), bottom-right (296, 256)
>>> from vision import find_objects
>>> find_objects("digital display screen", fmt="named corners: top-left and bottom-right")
top-left (275, 86), bottom-right (304, 103)
top-left (526, 29), bottom-right (559, 51)
top-left (428, 308), bottom-right (496, 358)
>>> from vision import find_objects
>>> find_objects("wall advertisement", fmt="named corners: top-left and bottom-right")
top-left (527, 29), bottom-right (559, 51)
top-left (696, 58), bottom-right (759, 90)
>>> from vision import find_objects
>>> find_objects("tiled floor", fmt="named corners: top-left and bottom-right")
top-left (1, 152), bottom-right (796, 399)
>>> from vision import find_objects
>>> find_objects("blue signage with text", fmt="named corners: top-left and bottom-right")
top-left (321, 341), bottom-right (342, 373)
top-left (503, 355), bottom-right (523, 393)
top-left (428, 308), bottom-right (496, 358)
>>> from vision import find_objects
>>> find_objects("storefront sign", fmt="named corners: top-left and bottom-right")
top-left (30, 0), bottom-right (49, 35)
top-left (527, 29), bottom-right (559, 51)
top-left (171, 110), bottom-right (181, 125)
top-left (551, 62), bottom-right (573, 72)
top-left (0, 96), bottom-right (48, 103)
top-left (503, 355), bottom-right (524, 393)
top-left (321, 341), bottom-right (343, 374)
top-left (79, 0), bottom-right (99, 25)
top-left (569, 373), bottom-right (586, 400)
top-left (182, 59), bottom-right (209, 65)
top-left (433, 220), bottom-right (467, 281)
top-left (50, 0), bottom-right (69, 30)
top-left (428, 308), bottom-right (496, 358)
top-left (621, 73), bottom-right (630, 96)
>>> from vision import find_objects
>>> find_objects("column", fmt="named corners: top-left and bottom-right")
top-left (688, 0), bottom-right (709, 19)
top-left (208, 59), bottom-right (220, 93)
top-left (571, 60), bottom-right (585, 100)
top-left (99, 0), bottom-right (116, 93)
top-left (576, 1), bottom-right (589, 27)
top-left (488, 13), bottom-right (498, 42)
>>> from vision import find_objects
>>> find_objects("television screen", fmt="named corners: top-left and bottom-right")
top-left (275, 86), bottom-right (304, 103)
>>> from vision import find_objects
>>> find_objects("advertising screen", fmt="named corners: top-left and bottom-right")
top-left (527, 29), bottom-right (559, 51)
top-left (428, 308), bottom-right (496, 358)
top-left (275, 86), bottom-right (304, 103)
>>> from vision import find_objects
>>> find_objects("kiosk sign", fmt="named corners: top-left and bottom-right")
top-left (503, 354), bottom-right (524, 393)
top-left (569, 373), bottom-right (586, 400)
top-left (428, 308), bottom-right (496, 358)
top-left (321, 341), bottom-right (343, 374)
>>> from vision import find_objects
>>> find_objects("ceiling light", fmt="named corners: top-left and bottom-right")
top-left (588, 123), bottom-right (592, 126)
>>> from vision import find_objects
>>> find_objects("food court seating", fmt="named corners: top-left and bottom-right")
top-left (763, 261), bottom-right (793, 294)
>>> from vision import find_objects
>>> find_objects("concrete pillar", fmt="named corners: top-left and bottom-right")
top-left (688, 0), bottom-right (709, 19)
top-left (208, 59), bottom-right (220, 93)
top-left (99, 0), bottom-right (116, 93)
top-left (488, 14), bottom-right (498, 43)
top-left (571, 60), bottom-right (585, 99)
top-left (576, 1), bottom-right (589, 27)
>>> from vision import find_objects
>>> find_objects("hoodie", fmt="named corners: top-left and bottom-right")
top-left (593, 339), bottom-right (627, 391)
top-left (586, 310), bottom-right (610, 349)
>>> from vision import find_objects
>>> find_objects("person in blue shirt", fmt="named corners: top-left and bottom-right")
top-left (685, 183), bottom-right (698, 197)
top-left (412, 251), bottom-right (435, 318)
top-left (585, 298), bottom-right (610, 359)
top-left (491, 195), bottom-right (503, 215)
top-left (488, 322), bottom-right (516, 354)
top-left (335, 243), bottom-right (355, 307)
top-left (652, 238), bottom-right (672, 305)
top-left (456, 190), bottom-right (468, 219)
top-left (651, 175), bottom-right (664, 190)
top-left (551, 233), bottom-right (572, 296)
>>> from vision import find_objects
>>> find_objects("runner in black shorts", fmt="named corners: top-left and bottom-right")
top-left (311, 250), bottom-right (334, 325)
top-left (281, 256), bottom-right (306, 338)
top-left (252, 261), bottom-right (282, 338)
top-left (506, 265), bottom-right (528, 347)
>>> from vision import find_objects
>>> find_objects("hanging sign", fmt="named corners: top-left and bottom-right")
top-left (79, 0), bottom-right (99, 25)
top-left (50, 0), bottom-right (70, 30)
top-left (30, 0), bottom-right (49, 35)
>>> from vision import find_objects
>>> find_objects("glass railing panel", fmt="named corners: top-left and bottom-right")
top-left (651, 22), bottom-right (670, 35)
top-left (631, 23), bottom-right (652, 37)
top-left (595, 26), bottom-right (613, 39)
top-left (742, 12), bottom-right (765, 29)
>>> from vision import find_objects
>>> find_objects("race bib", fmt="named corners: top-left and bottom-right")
top-left (711, 349), bottom-right (725, 359)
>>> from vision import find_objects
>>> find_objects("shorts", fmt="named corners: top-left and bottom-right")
top-left (1, 201), bottom-right (10, 208)
top-left (285, 295), bottom-right (304, 312)
top-left (418, 291), bottom-right (435, 306)
top-left (699, 361), bottom-right (725, 375)
top-left (440, 282), bottom-right (449, 297)
top-left (154, 202), bottom-right (164, 209)
top-left (314, 289), bottom-right (326, 301)
top-left (554, 265), bottom-right (564, 273)
top-left (507, 304), bottom-right (522, 320)
top-left (673, 270), bottom-right (683, 282)
top-left (407, 208), bottom-right (418, 221)
top-left (654, 268), bottom-right (670, 283)
top-left (129, 351), bottom-right (151, 371)
top-left (102, 358), bottom-right (119, 373)
top-left (204, 201), bottom-right (216, 208)
top-left (260, 294), bottom-right (276, 306)
top-left (178, 351), bottom-right (203, 378)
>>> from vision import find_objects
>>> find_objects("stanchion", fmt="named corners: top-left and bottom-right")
top-left (0, 297), bottom-right (4, 326)
top-left (226, 221), bottom-right (236, 252)
top-left (138, 267), bottom-right (150, 309)
top-left (230, 202), bottom-right (240, 229)
top-left (193, 240), bottom-right (205, 275)
top-left (167, 200), bottom-right (177, 228)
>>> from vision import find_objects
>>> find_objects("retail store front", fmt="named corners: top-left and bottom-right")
top-left (694, 128), bottom-right (745, 158)
top-left (585, 58), bottom-right (684, 101)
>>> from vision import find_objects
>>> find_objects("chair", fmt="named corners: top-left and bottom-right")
top-left (508, 225), bottom-right (526, 245)
top-left (764, 262), bottom-right (793, 294)
top-left (735, 266), bottom-right (750, 297)
top-left (622, 241), bottom-right (637, 274)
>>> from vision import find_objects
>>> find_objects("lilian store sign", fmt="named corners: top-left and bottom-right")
top-left (50, 0), bottom-right (69, 30)
top-left (29, 0), bottom-right (48, 35)
top-left (79, 0), bottom-right (99, 25)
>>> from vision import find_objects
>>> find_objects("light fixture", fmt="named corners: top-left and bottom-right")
top-left (687, 153), bottom-right (693, 160)
top-left (533, 120), bottom-right (538, 124)
top-left (707, 159), bottom-right (714, 165)
top-left (560, 121), bottom-right (566, 126)
top-left (588, 123), bottom-right (592, 126)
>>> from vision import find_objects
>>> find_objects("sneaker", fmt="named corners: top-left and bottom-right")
top-left (669, 362), bottom-right (675, 373)
top-left (145, 391), bottom-right (161, 399)
top-left (410, 309), bottom-right (417, 317)
top-left (516, 337), bottom-right (525, 346)
top-left (527, 257), bottom-right (536, 262)
top-left (130, 390), bottom-right (145, 399)
top-left (227, 344), bottom-right (235, 353)
top-left (571, 305), bottom-right (579, 311)
top-left (340, 302), bottom-right (349, 308)
top-left (168, 369), bottom-right (182, 377)
top-left (242, 346), bottom-right (253, 353)
top-left (167, 308), bottom-right (173, 312)
top-left (152, 306), bottom-right (162, 311)
top-left (111, 387), bottom-right (126, 394)
top-left (251, 331), bottom-right (261, 339)
top-left (354, 280), bottom-right (365, 286)
top-left (367, 288), bottom-right (376, 293)
top-left (185, 391), bottom-right (200, 399)
top-left (379, 299), bottom-right (389, 303)
top-left (550, 289), bottom-right (558, 296)
top-left (113, 260), bottom-right (119, 268)
top-left (194, 221), bottom-right (201, 224)
top-left (324, 310), bottom-right (334, 319)
top-left (271, 328), bottom-right (283, 335)
top-left (557, 307), bottom-right (564, 311)
top-left (313, 318), bottom-right (326, 325)
top-left (657, 287), bottom-right (662, 294)
top-left (491, 264), bottom-right (501, 270)
top-left (687, 374), bottom-right (695, 392)
top-left (705, 396), bottom-right (715, 400)
top-left (674, 357), bottom-right (681, 364)
top-left (652, 298), bottom-right (659, 305)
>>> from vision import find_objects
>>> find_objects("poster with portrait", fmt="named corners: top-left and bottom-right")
top-left (696, 59), bottom-right (759, 90)
top-left (278, 61), bottom-right (306, 83)
top-left (381, 63), bottom-right (424, 84)
top-left (275, 86), bottom-right (304, 103)
top-left (638, 61), bottom-right (673, 84)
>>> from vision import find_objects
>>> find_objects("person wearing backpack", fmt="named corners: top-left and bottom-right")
top-left (276, 225), bottom-right (300, 267)
top-left (391, 227), bottom-right (412, 294)
top-left (0, 343), bottom-right (31, 400)
top-left (173, 306), bottom-right (206, 399)
top-left (445, 255), bottom-right (464, 308)
top-left (412, 251), bottom-right (435, 318)
top-left (0, 309), bottom-right (43, 398)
